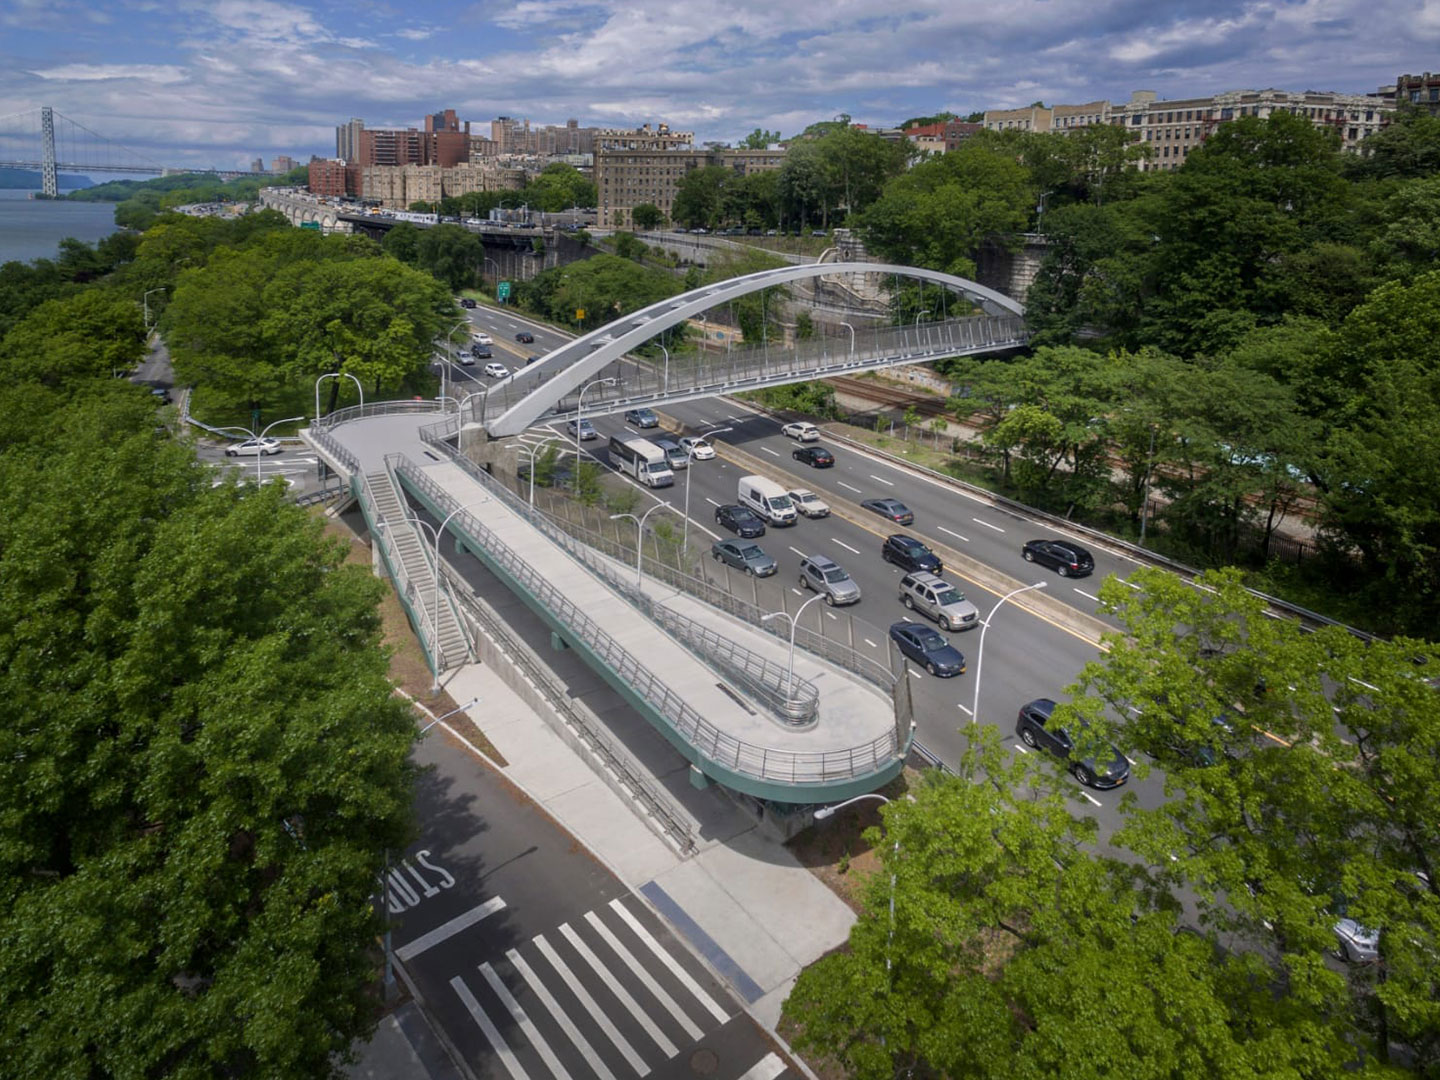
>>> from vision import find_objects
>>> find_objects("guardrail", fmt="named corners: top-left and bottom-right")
top-left (308, 426), bottom-right (360, 475)
top-left (312, 400), bottom-right (445, 431)
top-left (394, 457), bottom-right (902, 785)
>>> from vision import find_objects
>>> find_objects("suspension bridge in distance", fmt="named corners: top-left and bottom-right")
top-left (0, 106), bottom-right (274, 197)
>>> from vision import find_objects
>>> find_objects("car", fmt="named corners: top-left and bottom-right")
top-left (652, 437), bottom-right (688, 471)
top-left (792, 446), bottom-right (835, 468)
top-left (567, 418), bottom-right (597, 441)
top-left (150, 387), bottom-right (172, 405)
top-left (898, 572), bottom-right (979, 631)
top-left (1022, 539), bottom-right (1095, 577)
top-left (469, 344), bottom-right (492, 359)
top-left (1016, 698), bottom-right (1130, 789)
top-left (798, 554), bottom-right (861, 605)
top-left (679, 436), bottom-right (715, 460)
top-left (788, 488), bottom-right (830, 518)
top-left (711, 539), bottom-right (777, 577)
top-left (716, 504), bottom-right (766, 538)
top-left (483, 362), bottom-right (510, 378)
top-left (782, 422), bottom-right (821, 442)
top-left (625, 408), bottom-right (660, 429)
top-left (811, 229), bottom-right (828, 237)
top-left (765, 229), bottom-right (778, 236)
top-left (861, 498), bottom-right (915, 525)
top-left (525, 356), bottom-right (540, 365)
top-left (458, 355), bottom-right (476, 367)
top-left (470, 332), bottom-right (493, 346)
top-left (458, 298), bottom-right (477, 309)
top-left (882, 534), bottom-right (942, 574)
top-left (889, 622), bottom-right (967, 677)
top-left (515, 331), bottom-right (535, 344)
top-left (225, 437), bottom-right (283, 457)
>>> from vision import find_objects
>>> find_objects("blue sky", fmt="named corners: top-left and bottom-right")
top-left (0, 0), bottom-right (1430, 172)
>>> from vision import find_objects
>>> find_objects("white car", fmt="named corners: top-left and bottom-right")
top-left (788, 488), bottom-right (830, 518)
top-left (471, 332), bottom-right (493, 346)
top-left (679, 436), bottom-right (715, 460)
top-left (225, 437), bottom-right (282, 457)
top-left (483, 362), bottom-right (510, 378)
top-left (782, 422), bottom-right (821, 442)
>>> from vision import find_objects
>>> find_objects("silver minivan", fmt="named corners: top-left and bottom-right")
top-left (652, 437), bottom-right (688, 471)
top-left (799, 554), bottom-right (862, 605)
top-left (898, 572), bottom-right (979, 631)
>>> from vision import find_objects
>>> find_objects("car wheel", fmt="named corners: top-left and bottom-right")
top-left (1020, 728), bottom-right (1037, 748)
top-left (902, 594), bottom-right (914, 609)
top-left (1072, 763), bottom-right (1093, 786)
top-left (713, 552), bottom-right (723, 562)
top-left (1023, 549), bottom-right (1035, 562)
top-left (882, 549), bottom-right (892, 564)
top-left (800, 575), bottom-right (810, 590)
top-left (745, 566), bottom-right (755, 576)
top-left (824, 592), bottom-right (835, 606)
top-left (940, 615), bottom-right (952, 630)
top-left (225, 449), bottom-right (236, 457)
top-left (926, 662), bottom-right (937, 676)
top-left (1057, 564), bottom-right (1069, 577)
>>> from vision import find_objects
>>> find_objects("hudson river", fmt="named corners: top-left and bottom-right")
top-left (0, 189), bottom-right (122, 265)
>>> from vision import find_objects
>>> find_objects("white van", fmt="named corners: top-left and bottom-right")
top-left (737, 474), bottom-right (797, 526)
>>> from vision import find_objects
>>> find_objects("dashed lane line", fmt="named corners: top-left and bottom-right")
top-left (938, 526), bottom-right (970, 544)
top-left (973, 517), bottom-right (1005, 533)
top-left (830, 537), bottom-right (860, 554)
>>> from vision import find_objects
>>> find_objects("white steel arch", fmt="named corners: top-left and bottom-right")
top-left (484, 262), bottom-right (1023, 437)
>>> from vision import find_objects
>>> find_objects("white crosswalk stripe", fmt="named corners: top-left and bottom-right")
top-left (560, 922), bottom-right (679, 1057)
top-left (533, 931), bottom-right (649, 1075)
top-left (507, 948), bottom-right (618, 1080)
top-left (607, 898), bottom-right (730, 1024)
top-left (451, 974), bottom-right (530, 1080)
top-left (584, 911), bottom-right (703, 1041)
top-left (480, 961), bottom-right (573, 1080)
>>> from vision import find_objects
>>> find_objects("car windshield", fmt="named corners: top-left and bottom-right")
top-left (769, 494), bottom-right (793, 509)
top-left (795, 493), bottom-right (816, 503)
top-left (934, 587), bottom-right (964, 606)
top-left (915, 629), bottom-right (946, 650)
top-left (823, 569), bottom-right (850, 583)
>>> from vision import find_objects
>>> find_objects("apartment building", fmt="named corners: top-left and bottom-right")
top-left (336, 118), bottom-right (364, 161)
top-left (1382, 72), bottom-right (1440, 115)
top-left (595, 141), bottom-right (783, 228)
top-left (354, 162), bottom-right (525, 208)
top-left (270, 155), bottom-right (297, 174)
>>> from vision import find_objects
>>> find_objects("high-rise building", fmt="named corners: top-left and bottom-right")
top-left (250, 158), bottom-right (265, 173)
top-left (595, 137), bottom-right (783, 228)
top-left (270, 155), bottom-right (297, 174)
top-left (359, 127), bottom-right (426, 167)
top-left (336, 118), bottom-right (364, 162)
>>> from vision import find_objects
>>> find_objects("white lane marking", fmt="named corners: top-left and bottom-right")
top-left (480, 962), bottom-right (571, 1079)
top-left (1013, 743), bottom-right (1029, 754)
top-left (825, 610), bottom-right (838, 620)
top-left (1123, 754), bottom-right (1137, 765)
top-left (868, 474), bottom-right (894, 486)
top-left (863, 637), bottom-right (879, 648)
top-left (1073, 588), bottom-right (1101, 603)
top-left (585, 911), bottom-right (703, 1040)
top-left (508, 949), bottom-right (617, 1080)
top-left (449, 975), bottom-right (528, 1080)
top-left (397, 897), bottom-right (506, 961)
top-left (739, 1053), bottom-right (787, 1080)
top-left (1080, 791), bottom-right (1102, 807)
top-left (830, 537), bottom-right (860, 554)
top-left (607, 898), bottom-right (730, 1024)
top-left (938, 526), bottom-right (970, 543)
top-left (838, 481), bottom-right (862, 494)
top-left (533, 933), bottom-right (648, 1074)
top-left (705, 497), bottom-right (721, 507)
top-left (1119, 579), bottom-right (1141, 590)
top-left (625, 425), bottom-right (639, 434)
top-left (957, 703), bottom-right (973, 715)
top-left (788, 546), bottom-right (807, 557)
top-left (560, 922), bottom-right (677, 1056)
top-left (908, 667), bottom-right (924, 679)
top-left (973, 517), bottom-right (1005, 533)
top-left (791, 588), bottom-right (804, 596)
top-left (761, 446), bottom-right (781, 457)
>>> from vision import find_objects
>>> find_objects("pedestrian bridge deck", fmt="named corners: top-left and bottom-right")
top-left (309, 408), bottom-right (909, 802)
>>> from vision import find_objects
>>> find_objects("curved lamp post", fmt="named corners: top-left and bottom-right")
top-left (761, 592), bottom-right (825, 700)
top-left (143, 287), bottom-right (166, 331)
top-left (682, 425), bottom-right (732, 553)
top-left (314, 372), bottom-right (363, 424)
top-left (575, 376), bottom-right (617, 465)
top-left (839, 320), bottom-right (856, 361)
top-left (511, 435), bottom-right (563, 505)
top-left (610, 502), bottom-right (678, 586)
top-left (969, 581), bottom-right (1047, 726)
top-left (815, 793), bottom-right (897, 971)
top-left (216, 415), bottom-right (304, 484)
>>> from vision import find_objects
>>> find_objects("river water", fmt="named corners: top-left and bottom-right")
top-left (0, 188), bottom-right (122, 265)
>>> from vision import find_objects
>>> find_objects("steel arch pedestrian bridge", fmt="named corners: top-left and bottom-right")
top-left (477, 262), bottom-right (1026, 436)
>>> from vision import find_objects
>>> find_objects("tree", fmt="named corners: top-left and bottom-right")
top-left (1072, 567), bottom-right (1440, 1072)
top-left (517, 254), bottom-right (680, 333)
top-left (897, 112), bottom-right (957, 131)
top-left (380, 222), bottom-right (422, 265)
top-left (415, 224), bottom-right (482, 290)
top-left (630, 202), bottom-right (664, 230)
top-left (0, 387), bottom-right (417, 1078)
top-left (524, 162), bottom-right (596, 211)
top-left (670, 166), bottom-right (730, 228)
top-left (1345, 104), bottom-right (1440, 180)
top-left (739, 128), bottom-right (780, 150)
top-left (0, 289), bottom-right (147, 386)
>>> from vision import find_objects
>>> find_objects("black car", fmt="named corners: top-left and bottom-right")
top-left (470, 344), bottom-right (492, 359)
top-left (458, 298), bottom-right (477, 309)
top-left (889, 622), bottom-right (966, 677)
top-left (792, 446), bottom-right (835, 468)
top-left (1022, 539), bottom-right (1094, 577)
top-left (1016, 698), bottom-right (1130, 789)
top-left (515, 331), bottom-right (535, 344)
top-left (882, 534), bottom-right (941, 574)
top-left (715, 504), bottom-right (766, 538)
top-left (861, 498), bottom-right (915, 525)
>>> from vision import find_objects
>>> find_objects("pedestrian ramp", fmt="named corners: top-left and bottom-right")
top-left (443, 895), bottom-right (798, 1080)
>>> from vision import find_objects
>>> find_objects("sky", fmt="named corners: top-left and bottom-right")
top-left (0, 0), bottom-right (1433, 173)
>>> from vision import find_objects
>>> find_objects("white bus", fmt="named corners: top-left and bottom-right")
top-left (608, 435), bottom-right (675, 488)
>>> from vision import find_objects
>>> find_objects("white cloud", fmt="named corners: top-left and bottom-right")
top-left (29, 63), bottom-right (189, 83)
top-left (394, 27), bottom-right (435, 39)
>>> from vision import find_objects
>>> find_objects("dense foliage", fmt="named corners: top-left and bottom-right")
top-left (65, 168), bottom-right (308, 231)
top-left (408, 162), bottom-right (596, 218)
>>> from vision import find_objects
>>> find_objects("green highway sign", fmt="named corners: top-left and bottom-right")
top-left (299, 221), bottom-right (321, 230)
top-left (497, 281), bottom-right (511, 302)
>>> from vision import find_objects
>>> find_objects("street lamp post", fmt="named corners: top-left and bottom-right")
top-left (839, 320), bottom-right (856, 361)
top-left (969, 581), bottom-right (1047, 725)
top-left (575, 376), bottom-right (617, 465)
top-left (815, 793), bottom-right (898, 972)
top-left (610, 503), bottom-right (678, 587)
top-left (658, 344), bottom-right (669, 395)
top-left (682, 425), bottom-right (732, 553)
top-left (510, 436), bottom-right (563, 505)
top-left (314, 372), bottom-right (363, 424)
top-left (440, 319), bottom-right (467, 406)
top-left (914, 308), bottom-right (930, 351)
top-left (419, 697), bottom-right (480, 734)
top-left (143, 287), bottom-right (166, 331)
top-left (761, 592), bottom-right (825, 700)
top-left (1138, 424), bottom-right (1158, 545)
top-left (216, 415), bottom-right (305, 484)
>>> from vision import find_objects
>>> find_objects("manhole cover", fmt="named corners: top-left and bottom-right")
top-left (687, 1046), bottom-right (720, 1074)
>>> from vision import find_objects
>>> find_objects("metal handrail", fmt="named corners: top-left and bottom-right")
top-left (313, 399), bottom-right (445, 431)
top-left (356, 474), bottom-right (445, 673)
top-left (393, 458), bottom-right (902, 784)
top-left (308, 426), bottom-right (360, 475)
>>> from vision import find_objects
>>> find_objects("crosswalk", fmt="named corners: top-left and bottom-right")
top-left (442, 894), bottom-right (781, 1080)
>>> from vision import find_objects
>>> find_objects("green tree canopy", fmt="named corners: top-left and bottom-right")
top-left (0, 290), bottom-right (147, 386)
top-left (630, 202), bottom-right (664, 230)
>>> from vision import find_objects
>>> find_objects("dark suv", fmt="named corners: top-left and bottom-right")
top-left (1022, 539), bottom-right (1094, 578)
top-left (1016, 698), bottom-right (1130, 789)
top-left (882, 534), bottom-right (941, 574)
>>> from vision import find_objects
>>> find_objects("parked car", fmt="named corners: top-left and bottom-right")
top-left (679, 436), bottom-right (715, 460)
top-left (652, 436), bottom-right (688, 471)
top-left (889, 622), bottom-right (967, 677)
top-left (226, 437), bottom-right (283, 457)
top-left (898, 572), bottom-right (978, 631)
top-left (1022, 539), bottom-right (1095, 577)
top-left (1016, 698), bottom-right (1130, 789)
top-left (567, 418), bottom-right (597, 441)
top-left (483, 362), bottom-right (510, 378)
top-left (788, 488), bottom-right (830, 518)
top-left (625, 408), bottom-right (660, 429)
top-left (782, 422), bottom-right (821, 442)
top-left (882, 534), bottom-right (942, 574)
top-left (711, 539), bottom-right (777, 577)
top-left (515, 331), bottom-right (535, 344)
top-left (862, 498), bottom-right (915, 525)
top-left (150, 387), bottom-right (172, 405)
top-left (792, 446), bottom-right (835, 468)
top-left (798, 554), bottom-right (861, 605)
top-left (715, 504), bottom-right (766, 538)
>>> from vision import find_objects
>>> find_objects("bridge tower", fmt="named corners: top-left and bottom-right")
top-left (40, 106), bottom-right (58, 199)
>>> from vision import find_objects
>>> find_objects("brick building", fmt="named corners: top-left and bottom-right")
top-left (595, 137), bottom-right (784, 228)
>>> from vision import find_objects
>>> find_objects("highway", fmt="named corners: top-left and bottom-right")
top-left (456, 303), bottom-right (1173, 834)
